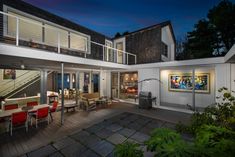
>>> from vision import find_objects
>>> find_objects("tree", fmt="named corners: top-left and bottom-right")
top-left (115, 32), bottom-right (121, 38)
top-left (180, 0), bottom-right (235, 60)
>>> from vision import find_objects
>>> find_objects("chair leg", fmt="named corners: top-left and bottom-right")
top-left (10, 123), bottom-right (12, 136)
top-left (48, 116), bottom-right (50, 124)
top-left (25, 122), bottom-right (28, 132)
top-left (49, 112), bottom-right (53, 121)
top-left (36, 119), bottom-right (38, 128)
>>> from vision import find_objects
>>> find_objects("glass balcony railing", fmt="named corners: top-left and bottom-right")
top-left (0, 11), bottom-right (137, 65)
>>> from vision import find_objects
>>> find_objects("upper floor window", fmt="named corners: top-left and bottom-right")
top-left (162, 43), bottom-right (168, 57)
top-left (7, 11), bottom-right (43, 43)
top-left (4, 6), bottom-right (90, 54)
top-left (44, 24), bottom-right (68, 48)
top-left (105, 40), bottom-right (114, 62)
top-left (70, 32), bottom-right (89, 52)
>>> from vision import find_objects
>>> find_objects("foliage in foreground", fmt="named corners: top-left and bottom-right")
top-left (176, 87), bottom-right (235, 135)
top-left (114, 142), bottom-right (143, 157)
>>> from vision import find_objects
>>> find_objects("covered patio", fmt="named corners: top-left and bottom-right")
top-left (0, 102), bottom-right (191, 157)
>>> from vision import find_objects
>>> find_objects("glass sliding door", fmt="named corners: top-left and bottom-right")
top-left (92, 73), bottom-right (99, 93)
top-left (116, 42), bottom-right (124, 64)
top-left (111, 72), bottom-right (119, 99)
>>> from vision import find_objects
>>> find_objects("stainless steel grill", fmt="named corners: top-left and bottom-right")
top-left (138, 91), bottom-right (156, 109)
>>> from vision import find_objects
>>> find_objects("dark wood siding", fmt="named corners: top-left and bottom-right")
top-left (125, 27), bottom-right (162, 64)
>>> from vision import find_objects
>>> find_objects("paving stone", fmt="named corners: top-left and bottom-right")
top-left (116, 119), bottom-right (132, 127)
top-left (49, 151), bottom-right (64, 157)
top-left (162, 122), bottom-right (176, 129)
top-left (60, 142), bottom-right (87, 157)
top-left (106, 123), bottom-right (123, 132)
top-left (181, 133), bottom-right (194, 142)
top-left (96, 121), bottom-right (111, 128)
top-left (136, 118), bottom-right (151, 126)
top-left (80, 134), bottom-right (101, 148)
top-left (139, 126), bottom-right (154, 135)
top-left (106, 151), bottom-right (114, 157)
top-left (130, 132), bottom-right (150, 143)
top-left (27, 145), bottom-right (57, 157)
top-left (53, 137), bottom-right (77, 150)
top-left (140, 145), bottom-right (155, 157)
top-left (128, 115), bottom-right (140, 121)
top-left (91, 140), bottom-right (115, 157)
top-left (19, 155), bottom-right (27, 157)
top-left (125, 138), bottom-right (139, 144)
top-left (127, 122), bottom-right (143, 131)
top-left (80, 149), bottom-right (101, 157)
top-left (118, 128), bottom-right (136, 138)
top-left (86, 124), bottom-right (104, 134)
top-left (70, 130), bottom-right (90, 142)
top-left (107, 133), bottom-right (127, 145)
top-left (95, 128), bottom-right (114, 139)
top-left (146, 120), bottom-right (164, 129)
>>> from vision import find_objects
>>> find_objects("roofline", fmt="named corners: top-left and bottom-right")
top-left (113, 20), bottom-right (176, 42)
top-left (128, 57), bottom-right (225, 69)
top-left (224, 44), bottom-right (235, 63)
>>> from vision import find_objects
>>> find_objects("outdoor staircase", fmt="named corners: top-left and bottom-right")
top-left (0, 70), bottom-right (41, 98)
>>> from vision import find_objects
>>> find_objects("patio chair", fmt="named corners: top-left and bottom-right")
top-left (9, 111), bottom-right (28, 136)
top-left (27, 101), bottom-right (38, 107)
top-left (4, 104), bottom-right (18, 110)
top-left (30, 107), bottom-right (50, 128)
top-left (49, 101), bottom-right (58, 121)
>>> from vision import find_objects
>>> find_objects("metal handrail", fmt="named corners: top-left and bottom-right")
top-left (0, 11), bottom-right (137, 64)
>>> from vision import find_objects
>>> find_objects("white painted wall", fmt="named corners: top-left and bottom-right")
top-left (215, 64), bottom-right (231, 100)
top-left (231, 64), bottom-right (235, 96)
top-left (138, 68), bottom-right (160, 107)
top-left (160, 67), bottom-right (215, 108)
top-left (100, 70), bottom-right (111, 97)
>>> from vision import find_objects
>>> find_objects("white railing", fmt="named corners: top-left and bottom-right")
top-left (0, 11), bottom-right (137, 65)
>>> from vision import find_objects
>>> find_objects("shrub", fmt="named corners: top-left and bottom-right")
top-left (145, 128), bottom-right (193, 157)
top-left (114, 142), bottom-right (143, 157)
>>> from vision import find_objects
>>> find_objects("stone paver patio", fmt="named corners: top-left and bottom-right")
top-left (22, 112), bottom-right (179, 157)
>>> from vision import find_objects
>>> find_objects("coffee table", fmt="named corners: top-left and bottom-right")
top-left (64, 104), bottom-right (78, 112)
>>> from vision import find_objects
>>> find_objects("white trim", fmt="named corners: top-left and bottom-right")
top-left (225, 44), bottom-right (235, 63)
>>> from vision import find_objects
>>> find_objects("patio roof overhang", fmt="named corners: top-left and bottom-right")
top-left (0, 43), bottom-right (128, 71)
top-left (225, 45), bottom-right (235, 63)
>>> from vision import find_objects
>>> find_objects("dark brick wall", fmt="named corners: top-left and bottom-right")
top-left (0, 0), bottom-right (105, 60)
top-left (125, 27), bottom-right (162, 64)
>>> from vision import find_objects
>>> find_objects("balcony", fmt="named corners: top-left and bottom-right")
top-left (0, 11), bottom-right (137, 65)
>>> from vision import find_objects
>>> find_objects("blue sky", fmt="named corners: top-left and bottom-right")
top-left (23, 0), bottom-right (234, 39)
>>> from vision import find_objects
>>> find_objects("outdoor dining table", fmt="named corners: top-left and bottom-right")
top-left (0, 104), bottom-right (50, 118)
top-left (0, 104), bottom-right (50, 132)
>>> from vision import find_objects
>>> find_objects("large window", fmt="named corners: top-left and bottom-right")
top-left (116, 42), bottom-right (124, 64)
top-left (105, 40), bottom-right (114, 62)
top-left (70, 32), bottom-right (89, 52)
top-left (45, 24), bottom-right (68, 48)
top-left (5, 8), bottom-right (90, 53)
top-left (7, 11), bottom-right (43, 42)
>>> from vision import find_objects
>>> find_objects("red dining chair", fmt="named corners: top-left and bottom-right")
top-left (4, 104), bottom-right (18, 111)
top-left (9, 111), bottom-right (28, 136)
top-left (31, 107), bottom-right (49, 128)
top-left (27, 101), bottom-right (38, 107)
top-left (49, 101), bottom-right (58, 121)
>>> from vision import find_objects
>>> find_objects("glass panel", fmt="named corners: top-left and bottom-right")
top-left (8, 12), bottom-right (43, 42)
top-left (116, 42), bottom-right (123, 64)
top-left (92, 74), bottom-right (99, 93)
top-left (120, 72), bottom-right (138, 103)
top-left (45, 24), bottom-right (68, 48)
top-left (105, 41), bottom-right (114, 62)
top-left (83, 73), bottom-right (90, 93)
top-left (70, 33), bottom-right (88, 52)
top-left (111, 73), bottom-right (119, 99)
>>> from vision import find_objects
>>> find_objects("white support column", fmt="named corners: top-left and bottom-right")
top-left (75, 71), bottom-right (79, 105)
top-left (192, 68), bottom-right (196, 111)
top-left (69, 73), bottom-right (73, 89)
top-left (118, 72), bottom-right (120, 99)
top-left (40, 70), bottom-right (47, 104)
top-left (61, 63), bottom-right (64, 125)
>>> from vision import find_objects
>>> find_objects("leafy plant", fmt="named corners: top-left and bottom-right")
top-left (114, 142), bottom-right (143, 157)
top-left (194, 125), bottom-right (235, 157)
top-left (176, 87), bottom-right (235, 135)
top-left (145, 128), bottom-right (193, 157)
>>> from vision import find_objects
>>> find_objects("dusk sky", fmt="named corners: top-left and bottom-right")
top-left (23, 0), bottom-right (234, 39)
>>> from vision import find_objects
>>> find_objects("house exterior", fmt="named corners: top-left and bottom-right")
top-left (0, 0), bottom-right (234, 113)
